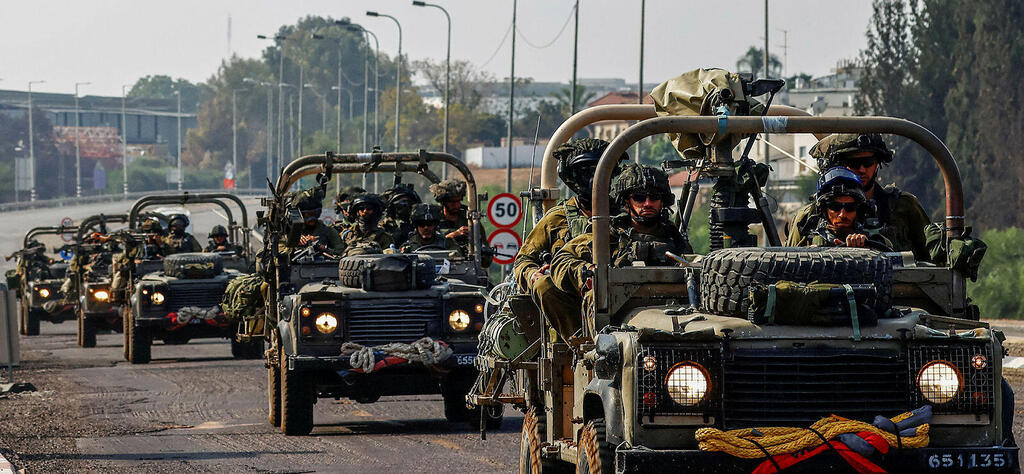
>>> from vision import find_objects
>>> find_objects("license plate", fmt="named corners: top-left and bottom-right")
top-left (927, 452), bottom-right (1009, 470)
top-left (189, 318), bottom-right (202, 325)
top-left (455, 354), bottom-right (476, 366)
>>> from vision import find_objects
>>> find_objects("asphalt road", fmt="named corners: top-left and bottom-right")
top-left (0, 322), bottom-right (521, 472)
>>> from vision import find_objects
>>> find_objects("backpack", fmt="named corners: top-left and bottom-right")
top-left (222, 273), bottom-right (265, 323)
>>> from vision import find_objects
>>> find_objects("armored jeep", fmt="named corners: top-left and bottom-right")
top-left (482, 76), bottom-right (1017, 473)
top-left (257, 151), bottom-right (493, 436)
top-left (120, 192), bottom-right (260, 364)
top-left (8, 224), bottom-right (78, 335)
top-left (70, 214), bottom-right (129, 347)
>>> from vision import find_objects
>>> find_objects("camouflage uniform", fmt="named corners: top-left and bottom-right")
top-left (399, 204), bottom-right (461, 254)
top-left (334, 185), bottom-right (366, 225)
top-left (338, 194), bottom-right (394, 256)
top-left (204, 225), bottom-right (244, 253)
top-left (111, 219), bottom-right (168, 303)
top-left (280, 187), bottom-right (345, 256)
top-left (380, 185), bottom-right (421, 247)
top-left (512, 196), bottom-right (591, 291)
top-left (786, 134), bottom-right (930, 259)
top-left (430, 179), bottom-right (493, 266)
top-left (164, 215), bottom-right (202, 254)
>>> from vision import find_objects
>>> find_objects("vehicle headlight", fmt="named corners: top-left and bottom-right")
top-left (314, 313), bottom-right (338, 334)
top-left (448, 309), bottom-right (471, 331)
top-left (917, 361), bottom-right (962, 404)
top-left (150, 291), bottom-right (165, 305)
top-left (92, 290), bottom-right (110, 301)
top-left (665, 362), bottom-right (710, 406)
top-left (38, 288), bottom-right (51, 298)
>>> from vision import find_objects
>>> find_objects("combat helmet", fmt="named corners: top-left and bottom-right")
top-left (167, 213), bottom-right (189, 228)
top-left (209, 225), bottom-right (229, 237)
top-left (349, 193), bottom-right (385, 226)
top-left (429, 179), bottom-right (467, 204)
top-left (814, 167), bottom-right (867, 215)
top-left (555, 137), bottom-right (629, 208)
top-left (335, 185), bottom-right (366, 215)
top-left (383, 184), bottom-right (422, 218)
top-left (140, 218), bottom-right (165, 235)
top-left (410, 203), bottom-right (442, 225)
top-left (612, 163), bottom-right (675, 208)
top-left (810, 133), bottom-right (894, 171)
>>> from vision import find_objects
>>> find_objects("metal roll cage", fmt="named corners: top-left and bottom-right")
top-left (275, 151), bottom-right (482, 259)
top-left (75, 214), bottom-right (129, 242)
top-left (24, 225), bottom-right (79, 248)
top-left (128, 192), bottom-right (251, 251)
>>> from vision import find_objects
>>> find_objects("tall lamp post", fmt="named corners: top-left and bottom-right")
top-left (366, 11), bottom-right (402, 153)
top-left (506, 0), bottom-right (517, 193)
top-left (232, 88), bottom-right (247, 190)
top-left (171, 90), bottom-right (182, 191)
top-left (121, 84), bottom-right (129, 198)
top-left (412, 1), bottom-right (451, 178)
top-left (243, 78), bottom-right (274, 187)
top-left (257, 33), bottom-right (300, 180)
top-left (74, 81), bottom-right (90, 198)
top-left (636, 0), bottom-right (645, 164)
top-left (27, 80), bottom-right (44, 201)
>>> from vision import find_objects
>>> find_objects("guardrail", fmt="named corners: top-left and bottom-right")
top-left (0, 188), bottom-right (270, 214)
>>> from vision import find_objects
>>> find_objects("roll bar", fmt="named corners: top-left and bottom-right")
top-left (591, 115), bottom-right (963, 312)
top-left (128, 192), bottom-right (249, 230)
top-left (538, 104), bottom-right (821, 212)
top-left (24, 225), bottom-right (78, 248)
top-left (275, 151), bottom-right (481, 258)
top-left (75, 214), bottom-right (129, 241)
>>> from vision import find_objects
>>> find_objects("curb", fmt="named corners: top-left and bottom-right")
top-left (0, 450), bottom-right (14, 474)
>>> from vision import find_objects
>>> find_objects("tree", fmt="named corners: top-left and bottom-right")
top-left (128, 75), bottom-right (206, 113)
top-left (735, 46), bottom-right (782, 78)
top-left (413, 59), bottom-right (495, 111)
top-left (551, 85), bottom-right (596, 117)
top-left (968, 227), bottom-right (1024, 318)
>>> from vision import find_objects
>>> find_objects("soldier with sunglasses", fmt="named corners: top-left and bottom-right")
top-left (786, 133), bottom-right (929, 258)
top-left (794, 167), bottom-right (893, 249)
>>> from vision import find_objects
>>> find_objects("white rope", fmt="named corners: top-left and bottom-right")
top-left (757, 136), bottom-right (819, 172)
top-left (341, 337), bottom-right (453, 373)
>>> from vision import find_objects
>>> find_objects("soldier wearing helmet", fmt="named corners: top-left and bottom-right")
top-left (543, 164), bottom-right (691, 340)
top-left (339, 193), bottom-right (394, 256)
top-left (334, 185), bottom-right (366, 228)
top-left (399, 203), bottom-right (460, 254)
top-left (204, 225), bottom-right (244, 254)
top-left (283, 189), bottom-right (345, 255)
top-left (794, 167), bottom-right (893, 249)
top-left (163, 214), bottom-right (201, 255)
top-left (430, 178), bottom-right (493, 266)
top-left (380, 184), bottom-right (422, 247)
top-left (786, 133), bottom-right (929, 258)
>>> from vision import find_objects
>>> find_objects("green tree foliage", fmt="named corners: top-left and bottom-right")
top-left (0, 108), bottom-right (64, 201)
top-left (968, 227), bottom-right (1024, 319)
top-left (128, 75), bottom-right (206, 113)
top-left (735, 46), bottom-right (783, 78)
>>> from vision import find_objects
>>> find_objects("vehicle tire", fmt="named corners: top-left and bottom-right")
top-left (576, 419), bottom-right (614, 474)
top-left (122, 306), bottom-right (130, 361)
top-left (442, 389), bottom-right (474, 423)
top-left (80, 311), bottom-right (97, 348)
top-left (24, 307), bottom-right (41, 336)
top-left (231, 337), bottom-right (263, 359)
top-left (280, 357), bottom-right (314, 435)
top-left (268, 340), bottom-right (282, 428)
top-left (337, 254), bottom-right (435, 291)
top-left (76, 309), bottom-right (84, 347)
top-left (699, 247), bottom-right (893, 318)
top-left (128, 309), bottom-right (151, 364)
top-left (162, 252), bottom-right (223, 279)
top-left (19, 302), bottom-right (27, 336)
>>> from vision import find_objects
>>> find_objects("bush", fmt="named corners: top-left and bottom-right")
top-left (968, 227), bottom-right (1024, 319)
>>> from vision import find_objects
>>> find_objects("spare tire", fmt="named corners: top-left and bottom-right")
top-left (163, 252), bottom-right (223, 279)
top-left (699, 247), bottom-right (893, 318)
top-left (338, 254), bottom-right (436, 291)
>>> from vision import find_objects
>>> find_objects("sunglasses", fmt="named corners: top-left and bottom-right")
top-left (629, 192), bottom-right (663, 203)
top-left (840, 157), bottom-right (878, 170)
top-left (415, 222), bottom-right (435, 227)
top-left (825, 201), bottom-right (859, 213)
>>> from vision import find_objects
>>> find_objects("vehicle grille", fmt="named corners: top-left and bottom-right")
top-left (637, 346), bottom-right (721, 419)
top-left (909, 344), bottom-right (993, 415)
top-left (168, 282), bottom-right (227, 312)
top-left (345, 298), bottom-right (441, 345)
top-left (721, 349), bottom-right (910, 429)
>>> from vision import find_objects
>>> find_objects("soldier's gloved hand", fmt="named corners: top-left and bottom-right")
top-left (948, 226), bottom-right (987, 281)
top-left (530, 264), bottom-right (550, 286)
top-left (845, 234), bottom-right (867, 248)
top-left (299, 234), bottom-right (316, 246)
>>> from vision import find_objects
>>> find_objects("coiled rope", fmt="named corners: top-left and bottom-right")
top-left (342, 337), bottom-right (453, 373)
top-left (695, 411), bottom-right (929, 459)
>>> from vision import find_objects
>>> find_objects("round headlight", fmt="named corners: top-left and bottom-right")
top-left (665, 362), bottom-right (710, 406)
top-left (448, 309), bottom-right (471, 331)
top-left (315, 313), bottom-right (338, 334)
top-left (93, 290), bottom-right (110, 301)
top-left (150, 291), bottom-right (165, 305)
top-left (38, 288), bottom-right (51, 298)
top-left (917, 361), bottom-right (962, 404)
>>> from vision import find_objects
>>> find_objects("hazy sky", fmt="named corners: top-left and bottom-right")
top-left (3, 0), bottom-right (874, 97)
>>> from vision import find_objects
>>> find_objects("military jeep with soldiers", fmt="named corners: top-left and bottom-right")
top-left (68, 213), bottom-right (130, 347)
top-left (250, 151), bottom-right (493, 436)
top-left (117, 192), bottom-right (259, 364)
top-left (473, 69), bottom-right (1016, 473)
top-left (6, 224), bottom-right (78, 335)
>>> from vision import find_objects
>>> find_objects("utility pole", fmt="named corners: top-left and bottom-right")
top-left (367, 11), bottom-right (403, 153)
top-left (413, 1), bottom-right (452, 177)
top-left (27, 80), bottom-right (44, 201)
top-left (635, 0), bottom-right (646, 164)
top-left (174, 89), bottom-right (182, 191)
top-left (74, 82), bottom-right (90, 198)
top-left (763, 0), bottom-right (771, 190)
top-left (506, 0), bottom-right (517, 193)
top-left (570, 0), bottom-right (579, 115)
top-left (297, 67), bottom-right (304, 156)
top-left (121, 85), bottom-right (129, 198)
top-left (232, 88), bottom-right (246, 190)
top-left (777, 28), bottom-right (789, 79)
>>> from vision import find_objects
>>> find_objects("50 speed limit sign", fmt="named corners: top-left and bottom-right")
top-left (487, 193), bottom-right (522, 228)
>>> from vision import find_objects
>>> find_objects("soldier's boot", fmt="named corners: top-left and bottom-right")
top-left (532, 275), bottom-right (582, 342)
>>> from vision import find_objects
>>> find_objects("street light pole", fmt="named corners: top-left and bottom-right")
top-left (413, 1), bottom-right (451, 178)
top-left (367, 11), bottom-right (402, 153)
top-left (174, 89), bottom-right (182, 191)
top-left (244, 78), bottom-right (274, 188)
top-left (232, 88), bottom-right (247, 190)
top-left (27, 80), bottom-right (44, 201)
top-left (121, 84), bottom-right (129, 198)
top-left (74, 81), bottom-right (90, 198)
top-left (571, 0), bottom-right (579, 115)
top-left (506, 0), bottom-right (517, 193)
top-left (636, 0), bottom-right (645, 164)
top-left (297, 67), bottom-right (304, 156)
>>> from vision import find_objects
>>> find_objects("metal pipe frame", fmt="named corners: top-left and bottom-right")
top-left (276, 152), bottom-right (480, 258)
top-left (128, 193), bottom-right (249, 231)
top-left (75, 214), bottom-right (129, 241)
top-left (591, 115), bottom-right (964, 314)
top-left (24, 225), bottom-right (80, 248)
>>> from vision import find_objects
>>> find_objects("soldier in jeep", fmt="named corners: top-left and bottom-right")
top-left (339, 193), bottom-right (395, 256)
top-left (333, 185), bottom-right (365, 230)
top-left (430, 179), bottom-right (494, 266)
top-left (204, 225), bottom-right (244, 254)
top-left (380, 184), bottom-right (421, 247)
top-left (399, 203), bottom-right (461, 254)
top-left (163, 214), bottom-right (202, 254)
top-left (787, 133), bottom-right (930, 258)
top-left (794, 167), bottom-right (895, 250)
top-left (286, 191), bottom-right (345, 256)
top-left (546, 164), bottom-right (690, 339)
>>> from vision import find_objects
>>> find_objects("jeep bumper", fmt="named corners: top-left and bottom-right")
top-left (288, 351), bottom-right (478, 371)
top-left (614, 446), bottom-right (1019, 473)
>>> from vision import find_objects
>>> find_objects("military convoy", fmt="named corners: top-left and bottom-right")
top-left (465, 72), bottom-right (1019, 473)
top-left (119, 193), bottom-right (260, 363)
top-left (252, 152), bottom-right (494, 435)
top-left (70, 214), bottom-right (129, 347)
top-left (7, 225), bottom-right (77, 335)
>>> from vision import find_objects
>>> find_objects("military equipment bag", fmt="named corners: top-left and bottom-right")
top-left (338, 254), bottom-right (436, 292)
top-left (222, 273), bottom-right (265, 323)
top-left (163, 253), bottom-right (223, 279)
top-left (747, 280), bottom-right (879, 330)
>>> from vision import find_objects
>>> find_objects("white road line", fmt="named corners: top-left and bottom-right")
top-left (1004, 356), bottom-right (1024, 369)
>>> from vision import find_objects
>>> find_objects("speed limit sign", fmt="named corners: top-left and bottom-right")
top-left (487, 193), bottom-right (522, 228)
top-left (488, 229), bottom-right (522, 265)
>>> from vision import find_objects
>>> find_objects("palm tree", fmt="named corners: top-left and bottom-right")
top-left (552, 85), bottom-right (596, 117)
top-left (736, 46), bottom-right (783, 78)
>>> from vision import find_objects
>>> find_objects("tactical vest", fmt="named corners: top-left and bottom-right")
top-left (612, 226), bottom-right (688, 267)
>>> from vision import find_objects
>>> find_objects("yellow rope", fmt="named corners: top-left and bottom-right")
top-left (695, 412), bottom-right (929, 459)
